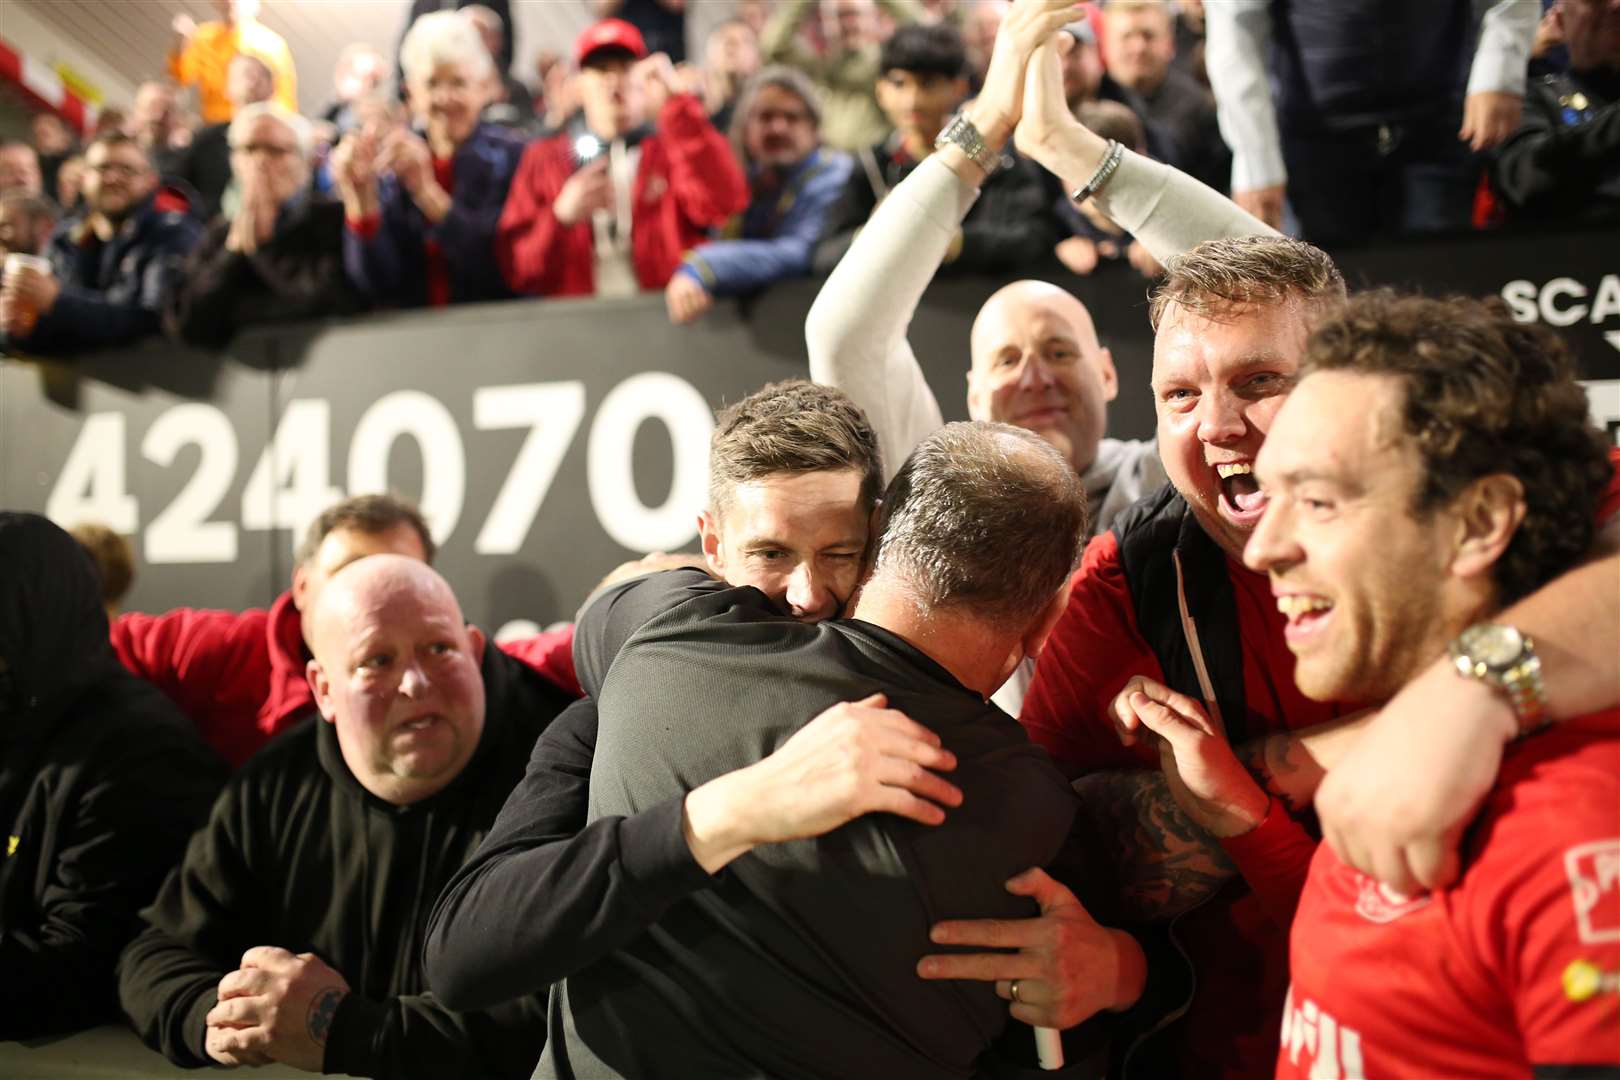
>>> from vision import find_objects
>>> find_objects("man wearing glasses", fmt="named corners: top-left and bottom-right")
top-left (0, 130), bottom-right (201, 357)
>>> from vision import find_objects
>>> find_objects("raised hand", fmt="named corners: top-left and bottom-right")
top-left (972, 0), bottom-right (1087, 145)
top-left (1128, 687), bottom-right (1269, 839)
top-left (553, 158), bottom-right (613, 227)
top-left (330, 130), bottom-right (380, 218)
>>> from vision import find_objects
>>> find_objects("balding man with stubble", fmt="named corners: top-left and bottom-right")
top-left (120, 556), bottom-right (571, 1080)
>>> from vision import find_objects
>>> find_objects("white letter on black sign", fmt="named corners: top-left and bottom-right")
top-left (587, 373), bottom-right (713, 552)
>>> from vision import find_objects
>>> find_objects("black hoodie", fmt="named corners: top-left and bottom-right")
top-left (0, 512), bottom-right (225, 1040)
top-left (118, 635), bottom-right (570, 1079)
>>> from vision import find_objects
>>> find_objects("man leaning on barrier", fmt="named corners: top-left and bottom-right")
top-left (118, 555), bottom-right (572, 1078)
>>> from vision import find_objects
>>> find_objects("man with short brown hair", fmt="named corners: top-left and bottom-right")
top-left (0, 131), bottom-right (200, 356)
top-left (434, 422), bottom-right (1127, 1078)
top-left (111, 492), bottom-right (575, 766)
top-left (1134, 291), bottom-right (1619, 1077)
top-left (1102, 0), bottom-right (1229, 190)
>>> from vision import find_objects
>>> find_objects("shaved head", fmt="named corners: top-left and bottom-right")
top-left (970, 280), bottom-right (1103, 369)
top-left (307, 555), bottom-right (486, 805)
top-left (310, 555), bottom-right (462, 660)
top-left (966, 280), bottom-right (1118, 474)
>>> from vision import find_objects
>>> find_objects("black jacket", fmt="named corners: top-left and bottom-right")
top-left (0, 512), bottom-right (225, 1040)
top-left (1492, 66), bottom-right (1620, 222)
top-left (176, 122), bottom-right (233, 223)
top-left (117, 644), bottom-right (572, 1079)
top-left (812, 134), bottom-right (1061, 275)
top-left (166, 195), bottom-right (368, 349)
top-left (3, 190), bottom-right (202, 357)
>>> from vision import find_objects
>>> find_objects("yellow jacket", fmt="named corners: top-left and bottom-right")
top-left (168, 19), bottom-right (298, 124)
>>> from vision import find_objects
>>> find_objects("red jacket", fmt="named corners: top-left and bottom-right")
top-left (496, 95), bottom-right (748, 297)
top-left (112, 591), bottom-right (580, 768)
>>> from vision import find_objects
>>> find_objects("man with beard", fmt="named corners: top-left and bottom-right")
top-left (914, 26), bottom-right (1620, 1075)
top-left (666, 66), bottom-right (851, 324)
top-left (0, 131), bottom-right (199, 356)
top-left (1132, 291), bottom-right (1619, 1077)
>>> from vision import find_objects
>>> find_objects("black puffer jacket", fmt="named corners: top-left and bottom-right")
top-left (0, 512), bottom-right (225, 1040)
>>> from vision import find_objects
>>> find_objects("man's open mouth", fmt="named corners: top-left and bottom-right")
top-left (1215, 462), bottom-right (1267, 522)
top-left (1276, 593), bottom-right (1334, 644)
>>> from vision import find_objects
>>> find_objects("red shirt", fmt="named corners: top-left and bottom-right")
top-left (1280, 710), bottom-right (1620, 1079)
top-left (1022, 529), bottom-right (1341, 1078)
top-left (424, 155), bottom-right (455, 308)
top-left (1021, 447), bottom-right (1620, 1078)
top-left (495, 94), bottom-right (748, 297)
top-left (113, 591), bottom-right (580, 767)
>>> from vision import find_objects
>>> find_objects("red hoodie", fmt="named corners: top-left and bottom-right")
top-left (112, 591), bottom-right (579, 767)
top-left (496, 94), bottom-right (748, 297)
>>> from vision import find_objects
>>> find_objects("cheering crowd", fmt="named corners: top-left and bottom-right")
top-left (3, 0), bottom-right (1617, 352)
top-left (2, 1), bottom-right (1619, 1078)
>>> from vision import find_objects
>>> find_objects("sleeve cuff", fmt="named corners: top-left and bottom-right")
top-left (1231, 145), bottom-right (1287, 192)
top-left (680, 256), bottom-right (716, 290)
top-left (617, 795), bottom-right (716, 917)
top-left (1218, 796), bottom-right (1317, 927)
top-left (321, 991), bottom-right (381, 1076)
top-left (907, 156), bottom-right (982, 236)
top-left (345, 212), bottom-right (381, 240)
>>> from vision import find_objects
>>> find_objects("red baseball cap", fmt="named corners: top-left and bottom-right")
top-left (574, 19), bottom-right (648, 67)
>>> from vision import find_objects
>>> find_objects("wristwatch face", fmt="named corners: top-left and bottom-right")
top-left (1458, 623), bottom-right (1523, 669)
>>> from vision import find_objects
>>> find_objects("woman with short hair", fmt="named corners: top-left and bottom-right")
top-left (334, 10), bottom-right (524, 307)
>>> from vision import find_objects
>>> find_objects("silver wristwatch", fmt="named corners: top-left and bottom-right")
top-left (1448, 622), bottom-right (1549, 737)
top-left (935, 112), bottom-right (1001, 175)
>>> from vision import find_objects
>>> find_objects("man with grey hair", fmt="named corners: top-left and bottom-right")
top-left (166, 104), bottom-right (364, 348)
top-left (478, 420), bottom-right (1145, 1078)
top-left (665, 66), bottom-right (851, 324)
top-left (178, 52), bottom-right (278, 220)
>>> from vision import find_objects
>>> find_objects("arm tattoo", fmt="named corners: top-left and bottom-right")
top-left (1239, 731), bottom-right (1329, 815)
top-left (1071, 769), bottom-right (1236, 922)
top-left (306, 987), bottom-right (345, 1045)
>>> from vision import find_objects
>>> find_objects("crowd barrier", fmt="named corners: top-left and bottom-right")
top-left (3, 226), bottom-right (1617, 634)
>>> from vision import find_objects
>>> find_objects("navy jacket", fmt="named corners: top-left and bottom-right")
top-left (4, 191), bottom-right (201, 357)
top-left (682, 147), bottom-right (852, 296)
top-left (343, 123), bottom-right (525, 307)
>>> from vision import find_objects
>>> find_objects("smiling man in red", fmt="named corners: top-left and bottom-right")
top-left (1130, 291), bottom-right (1619, 1077)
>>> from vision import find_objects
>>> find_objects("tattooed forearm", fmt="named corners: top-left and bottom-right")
top-left (1071, 769), bottom-right (1236, 922)
top-left (1238, 711), bottom-right (1374, 814)
top-left (1239, 733), bottom-right (1321, 815)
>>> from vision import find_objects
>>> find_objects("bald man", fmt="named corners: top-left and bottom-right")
top-left (120, 555), bottom-right (570, 1079)
top-left (807, 1), bottom-right (1272, 528)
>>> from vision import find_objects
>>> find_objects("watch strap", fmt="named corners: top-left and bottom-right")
top-left (935, 113), bottom-right (1001, 175)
